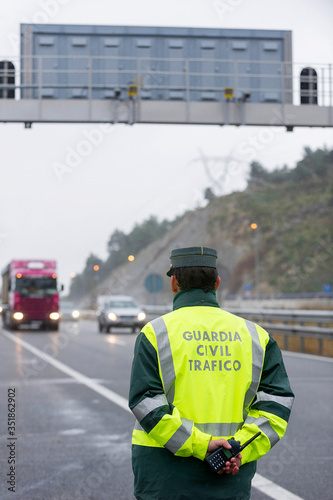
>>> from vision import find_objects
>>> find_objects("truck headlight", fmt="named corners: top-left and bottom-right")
top-left (108, 312), bottom-right (117, 321)
top-left (13, 312), bottom-right (24, 321)
top-left (72, 310), bottom-right (80, 319)
top-left (50, 312), bottom-right (60, 320)
top-left (137, 312), bottom-right (146, 321)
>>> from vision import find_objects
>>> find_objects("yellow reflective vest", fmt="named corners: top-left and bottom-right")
top-left (130, 290), bottom-right (294, 468)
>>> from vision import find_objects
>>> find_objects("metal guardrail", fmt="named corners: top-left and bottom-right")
top-left (226, 292), bottom-right (333, 300)
top-left (81, 306), bottom-right (333, 323)
top-left (82, 306), bottom-right (333, 326)
top-left (142, 307), bottom-right (333, 356)
top-left (225, 308), bottom-right (333, 356)
top-left (79, 309), bottom-right (98, 320)
top-left (225, 308), bottom-right (333, 325)
top-left (0, 56), bottom-right (332, 106)
top-left (79, 306), bottom-right (333, 355)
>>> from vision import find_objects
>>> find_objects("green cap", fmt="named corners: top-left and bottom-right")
top-left (166, 246), bottom-right (218, 277)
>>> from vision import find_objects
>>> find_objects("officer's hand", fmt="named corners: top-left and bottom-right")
top-left (224, 454), bottom-right (242, 475)
top-left (207, 438), bottom-right (231, 454)
top-left (206, 439), bottom-right (242, 476)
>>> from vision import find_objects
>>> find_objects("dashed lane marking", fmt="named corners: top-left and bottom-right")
top-left (252, 473), bottom-right (304, 499)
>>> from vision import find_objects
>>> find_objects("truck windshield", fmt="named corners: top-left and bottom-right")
top-left (15, 277), bottom-right (57, 297)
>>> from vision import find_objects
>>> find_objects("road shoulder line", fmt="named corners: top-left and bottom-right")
top-left (1, 330), bottom-right (131, 413)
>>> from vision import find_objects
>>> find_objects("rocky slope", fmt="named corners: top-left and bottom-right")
top-left (80, 155), bottom-right (333, 308)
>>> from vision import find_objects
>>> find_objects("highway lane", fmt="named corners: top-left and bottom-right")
top-left (0, 320), bottom-right (137, 500)
top-left (256, 350), bottom-right (333, 499)
top-left (0, 319), bottom-right (332, 500)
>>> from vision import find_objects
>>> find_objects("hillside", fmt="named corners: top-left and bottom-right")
top-left (76, 147), bottom-right (333, 307)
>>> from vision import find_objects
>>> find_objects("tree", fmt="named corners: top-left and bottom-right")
top-left (68, 253), bottom-right (104, 301)
top-left (247, 161), bottom-right (269, 187)
top-left (204, 187), bottom-right (215, 201)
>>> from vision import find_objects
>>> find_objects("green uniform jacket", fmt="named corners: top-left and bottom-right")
top-left (129, 289), bottom-right (294, 500)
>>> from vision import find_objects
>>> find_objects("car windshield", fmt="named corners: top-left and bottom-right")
top-left (108, 300), bottom-right (137, 308)
top-left (60, 302), bottom-right (75, 311)
top-left (15, 277), bottom-right (57, 297)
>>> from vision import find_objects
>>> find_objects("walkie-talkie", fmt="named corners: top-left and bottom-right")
top-left (205, 431), bottom-right (261, 473)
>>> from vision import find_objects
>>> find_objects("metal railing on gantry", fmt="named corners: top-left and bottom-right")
top-left (0, 56), bottom-right (332, 126)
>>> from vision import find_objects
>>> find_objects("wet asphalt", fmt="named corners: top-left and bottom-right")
top-left (0, 319), bottom-right (332, 500)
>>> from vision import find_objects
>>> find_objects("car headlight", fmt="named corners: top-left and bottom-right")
top-left (108, 312), bottom-right (117, 321)
top-left (137, 312), bottom-right (146, 321)
top-left (50, 312), bottom-right (60, 320)
top-left (72, 310), bottom-right (80, 319)
top-left (13, 312), bottom-right (24, 321)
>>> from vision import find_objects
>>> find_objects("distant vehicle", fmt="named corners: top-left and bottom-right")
top-left (60, 301), bottom-right (80, 321)
top-left (1, 259), bottom-right (61, 330)
top-left (97, 295), bottom-right (146, 333)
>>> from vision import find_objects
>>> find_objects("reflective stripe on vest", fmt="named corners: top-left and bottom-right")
top-left (243, 320), bottom-right (265, 420)
top-left (151, 316), bottom-right (176, 404)
top-left (255, 391), bottom-right (294, 410)
top-left (164, 417), bottom-right (192, 454)
top-left (134, 419), bottom-right (242, 437)
top-left (133, 415), bottom-right (192, 454)
top-left (196, 422), bottom-right (242, 436)
top-left (132, 393), bottom-right (168, 423)
top-left (245, 416), bottom-right (280, 447)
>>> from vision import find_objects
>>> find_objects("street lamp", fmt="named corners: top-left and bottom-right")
top-left (250, 223), bottom-right (260, 296)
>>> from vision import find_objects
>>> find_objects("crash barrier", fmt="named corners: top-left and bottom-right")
top-left (79, 309), bottom-right (99, 320)
top-left (79, 307), bottom-right (333, 357)
top-left (226, 308), bottom-right (333, 357)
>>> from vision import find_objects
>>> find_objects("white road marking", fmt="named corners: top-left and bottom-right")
top-left (105, 336), bottom-right (126, 346)
top-left (2, 330), bottom-right (131, 413)
top-left (252, 473), bottom-right (304, 499)
top-left (2, 330), bottom-right (306, 499)
top-left (59, 429), bottom-right (86, 436)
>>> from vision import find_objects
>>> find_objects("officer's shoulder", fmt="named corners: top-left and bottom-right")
top-left (219, 308), bottom-right (247, 323)
top-left (220, 309), bottom-right (269, 334)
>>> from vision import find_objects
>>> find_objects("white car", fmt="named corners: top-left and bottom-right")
top-left (60, 301), bottom-right (80, 321)
top-left (97, 295), bottom-right (146, 333)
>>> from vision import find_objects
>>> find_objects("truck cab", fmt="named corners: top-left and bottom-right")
top-left (1, 259), bottom-right (61, 331)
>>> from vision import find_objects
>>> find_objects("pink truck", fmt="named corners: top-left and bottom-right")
top-left (1, 259), bottom-right (61, 331)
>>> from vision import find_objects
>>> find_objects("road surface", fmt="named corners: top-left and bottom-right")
top-left (0, 319), bottom-right (332, 499)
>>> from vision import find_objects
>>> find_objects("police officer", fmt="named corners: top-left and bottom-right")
top-left (129, 246), bottom-right (294, 500)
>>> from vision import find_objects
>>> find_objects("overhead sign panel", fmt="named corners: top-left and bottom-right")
top-left (20, 24), bottom-right (293, 104)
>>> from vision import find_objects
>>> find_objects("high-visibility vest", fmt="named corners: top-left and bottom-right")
top-left (132, 306), bottom-right (293, 463)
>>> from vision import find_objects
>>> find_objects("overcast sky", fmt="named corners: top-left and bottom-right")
top-left (1, 0), bottom-right (333, 293)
